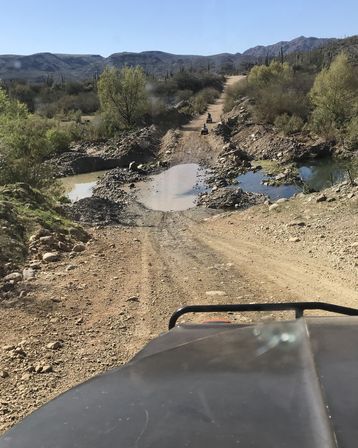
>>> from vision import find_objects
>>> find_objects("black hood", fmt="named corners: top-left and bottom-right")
top-left (1, 317), bottom-right (358, 447)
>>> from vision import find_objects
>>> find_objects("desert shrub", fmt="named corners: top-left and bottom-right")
top-left (224, 78), bottom-right (251, 112)
top-left (175, 89), bottom-right (193, 102)
top-left (151, 72), bottom-right (224, 107)
top-left (309, 53), bottom-right (358, 139)
top-left (192, 87), bottom-right (221, 114)
top-left (98, 66), bottom-right (148, 129)
top-left (224, 61), bottom-right (312, 123)
top-left (0, 88), bottom-right (80, 189)
top-left (46, 128), bottom-right (71, 153)
top-left (253, 86), bottom-right (310, 122)
top-left (274, 114), bottom-right (304, 135)
top-left (344, 116), bottom-right (358, 150)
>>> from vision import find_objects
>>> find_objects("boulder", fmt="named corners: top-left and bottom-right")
top-left (73, 243), bottom-right (86, 253)
top-left (3, 272), bottom-right (22, 282)
top-left (22, 268), bottom-right (36, 280)
top-left (42, 252), bottom-right (60, 262)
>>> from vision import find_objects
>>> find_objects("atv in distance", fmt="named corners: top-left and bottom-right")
top-left (2, 302), bottom-right (358, 448)
top-left (201, 123), bottom-right (209, 135)
top-left (206, 112), bottom-right (213, 123)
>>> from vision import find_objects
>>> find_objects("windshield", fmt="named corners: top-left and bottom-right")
top-left (0, 0), bottom-right (357, 444)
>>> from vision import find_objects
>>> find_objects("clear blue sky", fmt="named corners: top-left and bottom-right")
top-left (2, 0), bottom-right (357, 56)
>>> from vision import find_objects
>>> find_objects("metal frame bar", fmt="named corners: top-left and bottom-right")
top-left (168, 302), bottom-right (358, 329)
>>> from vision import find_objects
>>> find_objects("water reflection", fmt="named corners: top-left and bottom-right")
top-left (61, 170), bottom-right (108, 202)
top-left (133, 163), bottom-right (209, 211)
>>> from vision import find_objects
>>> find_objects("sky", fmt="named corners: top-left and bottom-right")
top-left (1, 0), bottom-right (357, 56)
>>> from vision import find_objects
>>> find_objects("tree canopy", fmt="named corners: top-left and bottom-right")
top-left (97, 66), bottom-right (148, 129)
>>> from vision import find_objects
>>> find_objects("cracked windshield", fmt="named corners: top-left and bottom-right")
top-left (0, 0), bottom-right (357, 446)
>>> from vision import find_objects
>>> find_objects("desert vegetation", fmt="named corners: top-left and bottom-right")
top-left (225, 53), bottom-right (358, 149)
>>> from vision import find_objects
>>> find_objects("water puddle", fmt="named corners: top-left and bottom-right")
top-left (236, 170), bottom-right (300, 200)
top-left (132, 163), bottom-right (209, 211)
top-left (298, 158), bottom-right (357, 191)
top-left (236, 158), bottom-right (357, 200)
top-left (61, 158), bottom-right (357, 208)
top-left (61, 170), bottom-right (108, 202)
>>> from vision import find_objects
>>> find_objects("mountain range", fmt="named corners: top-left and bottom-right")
top-left (0, 36), bottom-right (337, 82)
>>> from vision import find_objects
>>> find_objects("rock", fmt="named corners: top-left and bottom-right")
top-left (347, 192), bottom-right (355, 199)
top-left (22, 268), bottom-right (35, 280)
top-left (128, 161), bottom-right (138, 171)
top-left (58, 241), bottom-right (69, 251)
top-left (287, 220), bottom-right (306, 227)
top-left (198, 188), bottom-right (264, 210)
top-left (29, 261), bottom-right (41, 269)
top-left (3, 272), bottom-right (22, 282)
top-left (351, 242), bottom-right (358, 248)
top-left (34, 365), bottom-right (43, 373)
top-left (66, 264), bottom-right (77, 271)
top-left (73, 243), bottom-right (86, 253)
top-left (3, 345), bottom-right (15, 351)
top-left (21, 373), bottom-right (31, 381)
top-left (38, 228), bottom-right (51, 237)
top-left (0, 370), bottom-right (9, 378)
top-left (42, 365), bottom-right (53, 373)
top-left (276, 198), bottom-right (288, 203)
top-left (205, 290), bottom-right (227, 296)
top-left (42, 252), bottom-right (60, 262)
top-left (46, 341), bottom-right (62, 350)
top-left (289, 237), bottom-right (301, 242)
top-left (127, 296), bottom-right (140, 302)
top-left (316, 194), bottom-right (327, 203)
top-left (29, 234), bottom-right (38, 243)
top-left (66, 197), bottom-right (124, 226)
top-left (327, 197), bottom-right (336, 202)
top-left (76, 317), bottom-right (84, 325)
top-left (39, 236), bottom-right (54, 244)
top-left (269, 204), bottom-right (280, 211)
top-left (14, 347), bottom-right (27, 357)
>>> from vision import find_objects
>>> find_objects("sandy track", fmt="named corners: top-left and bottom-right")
top-left (170, 75), bottom-right (243, 165)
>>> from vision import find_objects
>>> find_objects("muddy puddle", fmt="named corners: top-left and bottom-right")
top-left (61, 170), bottom-right (108, 202)
top-left (236, 158), bottom-right (357, 200)
top-left (131, 163), bottom-right (209, 211)
top-left (62, 158), bottom-right (357, 207)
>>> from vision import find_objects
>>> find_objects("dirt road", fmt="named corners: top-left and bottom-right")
top-left (170, 75), bottom-right (243, 165)
top-left (1, 76), bottom-right (357, 433)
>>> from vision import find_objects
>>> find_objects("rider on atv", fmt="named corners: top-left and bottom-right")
top-left (206, 112), bottom-right (212, 123)
top-left (201, 123), bottom-right (208, 135)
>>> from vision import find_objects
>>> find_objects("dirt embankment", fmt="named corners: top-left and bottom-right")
top-left (0, 76), bottom-right (357, 434)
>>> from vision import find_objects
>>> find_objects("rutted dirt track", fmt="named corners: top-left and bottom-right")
top-left (0, 77), bottom-right (357, 433)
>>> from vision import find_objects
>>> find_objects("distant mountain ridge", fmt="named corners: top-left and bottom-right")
top-left (0, 36), bottom-right (338, 82)
top-left (242, 36), bottom-right (336, 58)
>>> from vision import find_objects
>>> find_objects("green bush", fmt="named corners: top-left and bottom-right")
top-left (192, 87), bottom-right (221, 114)
top-left (175, 89), bottom-right (193, 102)
top-left (274, 114), bottom-right (304, 135)
top-left (224, 78), bottom-right (251, 112)
top-left (224, 61), bottom-right (312, 123)
top-left (345, 116), bottom-right (358, 150)
top-left (254, 86), bottom-right (310, 123)
top-left (0, 88), bottom-right (79, 189)
top-left (98, 66), bottom-right (148, 129)
top-left (309, 53), bottom-right (358, 140)
top-left (46, 128), bottom-right (71, 153)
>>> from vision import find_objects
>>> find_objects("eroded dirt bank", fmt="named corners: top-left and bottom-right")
top-left (0, 76), bottom-right (357, 433)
